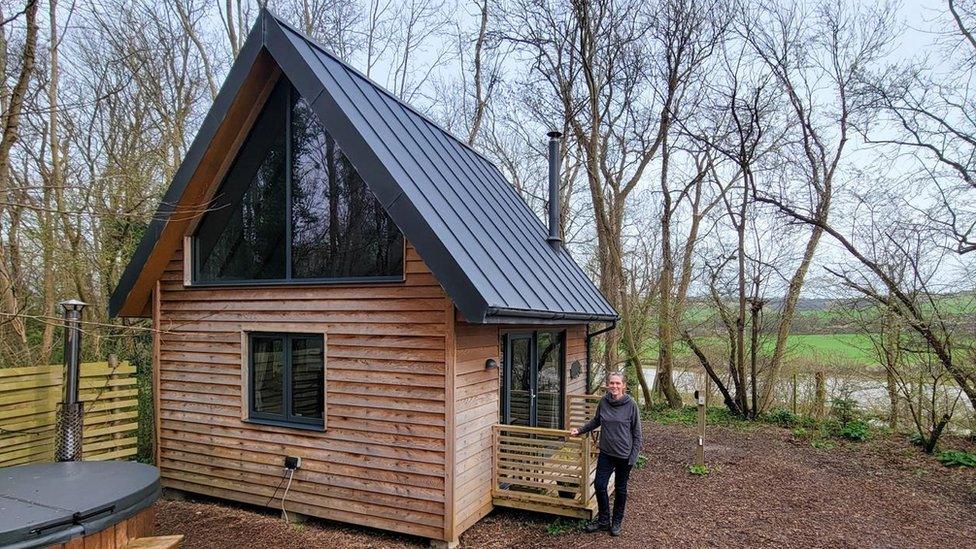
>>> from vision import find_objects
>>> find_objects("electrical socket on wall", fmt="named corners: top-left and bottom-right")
top-left (284, 456), bottom-right (301, 470)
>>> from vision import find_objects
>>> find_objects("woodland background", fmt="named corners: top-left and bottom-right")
top-left (1, 0), bottom-right (975, 450)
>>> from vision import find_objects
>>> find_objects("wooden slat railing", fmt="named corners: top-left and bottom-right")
top-left (565, 393), bottom-right (602, 430)
top-left (0, 359), bottom-right (139, 466)
top-left (492, 423), bottom-right (597, 518)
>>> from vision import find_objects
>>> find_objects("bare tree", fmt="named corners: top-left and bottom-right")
top-left (843, 206), bottom-right (970, 452)
top-left (744, 0), bottom-right (897, 412)
top-left (0, 0), bottom-right (39, 361)
top-left (858, 0), bottom-right (976, 255)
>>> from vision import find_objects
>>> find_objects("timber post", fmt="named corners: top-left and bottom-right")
top-left (695, 390), bottom-right (705, 468)
top-left (581, 432), bottom-right (591, 506)
top-left (792, 373), bottom-right (798, 414)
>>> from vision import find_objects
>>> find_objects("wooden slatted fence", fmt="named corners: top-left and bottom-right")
top-left (0, 359), bottom-right (139, 466)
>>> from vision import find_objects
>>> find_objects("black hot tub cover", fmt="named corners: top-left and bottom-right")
top-left (0, 460), bottom-right (161, 548)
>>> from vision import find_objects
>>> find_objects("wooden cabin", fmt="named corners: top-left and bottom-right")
top-left (109, 10), bottom-right (618, 547)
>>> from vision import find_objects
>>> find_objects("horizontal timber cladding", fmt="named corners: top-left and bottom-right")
top-left (155, 241), bottom-right (451, 540)
top-left (451, 322), bottom-right (588, 536)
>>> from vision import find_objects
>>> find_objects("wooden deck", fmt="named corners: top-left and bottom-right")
top-left (491, 394), bottom-right (610, 519)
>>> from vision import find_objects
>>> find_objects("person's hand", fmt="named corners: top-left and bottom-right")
top-left (570, 428), bottom-right (580, 436)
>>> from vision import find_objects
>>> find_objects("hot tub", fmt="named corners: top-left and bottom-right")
top-left (0, 460), bottom-right (161, 548)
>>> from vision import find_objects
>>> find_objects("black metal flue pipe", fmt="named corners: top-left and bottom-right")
top-left (546, 130), bottom-right (563, 248)
top-left (55, 299), bottom-right (86, 462)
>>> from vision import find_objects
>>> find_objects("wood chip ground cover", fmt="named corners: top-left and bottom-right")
top-left (155, 421), bottom-right (976, 548)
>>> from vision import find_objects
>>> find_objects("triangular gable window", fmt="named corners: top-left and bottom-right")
top-left (193, 77), bottom-right (404, 284)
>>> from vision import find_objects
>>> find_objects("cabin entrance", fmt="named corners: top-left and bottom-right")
top-left (500, 331), bottom-right (565, 429)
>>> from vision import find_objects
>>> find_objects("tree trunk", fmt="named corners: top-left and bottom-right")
top-left (656, 139), bottom-right (681, 408)
top-left (39, 0), bottom-right (61, 366)
top-left (684, 331), bottom-right (742, 416)
top-left (620, 293), bottom-right (653, 409)
top-left (749, 300), bottom-right (762, 418)
top-left (0, 0), bottom-right (39, 362)
top-left (759, 222), bottom-right (825, 411)
top-left (813, 371), bottom-right (826, 419)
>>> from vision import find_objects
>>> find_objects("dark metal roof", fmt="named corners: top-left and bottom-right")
top-left (109, 10), bottom-right (618, 324)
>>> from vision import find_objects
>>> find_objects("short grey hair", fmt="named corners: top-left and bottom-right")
top-left (607, 371), bottom-right (626, 383)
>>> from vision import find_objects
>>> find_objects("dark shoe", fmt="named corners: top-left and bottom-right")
top-left (610, 522), bottom-right (622, 537)
top-left (584, 520), bottom-right (609, 533)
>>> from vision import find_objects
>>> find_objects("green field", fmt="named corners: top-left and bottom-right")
top-left (778, 334), bottom-right (874, 362)
top-left (644, 333), bottom-right (876, 364)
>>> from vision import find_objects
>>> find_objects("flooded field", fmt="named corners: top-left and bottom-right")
top-left (642, 367), bottom-right (974, 435)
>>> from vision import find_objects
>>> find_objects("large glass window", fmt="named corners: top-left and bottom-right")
top-left (249, 332), bottom-right (324, 429)
top-left (193, 77), bottom-right (404, 284)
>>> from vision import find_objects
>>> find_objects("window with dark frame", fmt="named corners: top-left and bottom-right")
top-left (249, 332), bottom-right (325, 429)
top-left (193, 76), bottom-right (404, 285)
top-left (500, 330), bottom-right (566, 429)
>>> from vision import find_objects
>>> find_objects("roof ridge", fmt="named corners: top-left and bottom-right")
top-left (265, 9), bottom-right (502, 172)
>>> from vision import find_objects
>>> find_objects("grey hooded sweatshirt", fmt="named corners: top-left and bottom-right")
top-left (577, 393), bottom-right (643, 465)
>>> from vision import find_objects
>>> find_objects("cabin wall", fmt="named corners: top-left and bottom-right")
top-left (450, 322), bottom-right (588, 536)
top-left (154, 241), bottom-right (453, 540)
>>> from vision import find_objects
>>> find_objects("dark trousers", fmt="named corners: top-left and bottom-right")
top-left (593, 452), bottom-right (632, 525)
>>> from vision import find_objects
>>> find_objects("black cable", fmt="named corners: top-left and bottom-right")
top-left (265, 469), bottom-right (288, 507)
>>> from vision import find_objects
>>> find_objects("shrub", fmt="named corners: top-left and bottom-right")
top-left (830, 397), bottom-right (859, 425)
top-left (792, 427), bottom-right (810, 438)
top-left (936, 449), bottom-right (976, 468)
top-left (635, 453), bottom-right (649, 470)
top-left (840, 420), bottom-right (870, 442)
top-left (820, 418), bottom-right (843, 438)
top-left (766, 408), bottom-right (799, 428)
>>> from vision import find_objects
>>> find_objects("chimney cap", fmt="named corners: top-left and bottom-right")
top-left (547, 130), bottom-right (563, 139)
top-left (59, 299), bottom-right (87, 311)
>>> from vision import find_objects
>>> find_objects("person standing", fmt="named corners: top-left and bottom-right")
top-left (570, 372), bottom-right (642, 536)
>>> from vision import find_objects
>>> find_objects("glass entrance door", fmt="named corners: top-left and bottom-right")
top-left (501, 331), bottom-right (565, 429)
top-left (504, 333), bottom-right (532, 426)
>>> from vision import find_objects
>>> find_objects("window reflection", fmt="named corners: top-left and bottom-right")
top-left (194, 77), bottom-right (403, 283)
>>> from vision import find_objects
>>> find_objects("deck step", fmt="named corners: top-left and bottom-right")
top-left (124, 535), bottom-right (185, 549)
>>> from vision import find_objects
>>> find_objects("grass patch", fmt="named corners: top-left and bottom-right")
top-left (545, 518), bottom-right (586, 535)
top-left (791, 427), bottom-right (812, 439)
top-left (644, 404), bottom-right (756, 430)
top-left (812, 439), bottom-right (836, 450)
top-left (635, 453), bottom-right (649, 470)
top-left (641, 333), bottom-right (877, 363)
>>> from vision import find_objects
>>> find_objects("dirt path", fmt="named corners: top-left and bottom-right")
top-left (155, 422), bottom-right (976, 548)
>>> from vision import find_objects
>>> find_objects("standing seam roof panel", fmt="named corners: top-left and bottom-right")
top-left (357, 71), bottom-right (568, 310)
top-left (277, 28), bottom-right (506, 305)
top-left (323, 52), bottom-right (550, 310)
top-left (478, 162), bottom-right (615, 315)
top-left (437, 126), bottom-right (607, 313)
top-left (415, 120), bottom-right (589, 312)
top-left (272, 14), bottom-right (617, 319)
